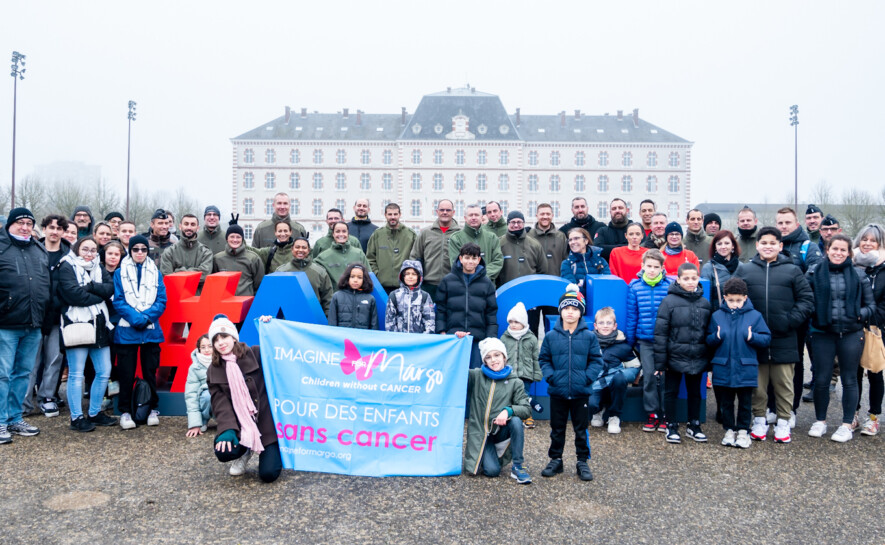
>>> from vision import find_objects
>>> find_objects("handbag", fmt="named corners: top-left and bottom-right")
top-left (61, 316), bottom-right (96, 348)
top-left (861, 325), bottom-right (885, 373)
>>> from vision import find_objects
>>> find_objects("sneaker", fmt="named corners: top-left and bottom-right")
top-left (523, 417), bottom-right (536, 429)
top-left (686, 421), bottom-right (707, 442)
top-left (849, 413), bottom-right (859, 432)
top-left (721, 429), bottom-right (736, 447)
top-left (120, 412), bottom-right (136, 430)
top-left (657, 419), bottom-right (669, 433)
top-left (789, 411), bottom-right (796, 429)
top-left (607, 416), bottom-right (621, 434)
top-left (750, 417), bottom-right (768, 441)
top-left (510, 464), bottom-right (532, 484)
top-left (40, 399), bottom-right (59, 418)
top-left (88, 412), bottom-right (118, 427)
top-left (7, 420), bottom-right (39, 437)
top-left (229, 450), bottom-right (253, 476)
top-left (576, 460), bottom-right (594, 481)
top-left (808, 421), bottom-right (827, 438)
top-left (666, 424), bottom-right (681, 444)
top-left (803, 380), bottom-right (813, 390)
top-left (541, 458), bottom-right (564, 477)
top-left (765, 409), bottom-right (777, 425)
top-left (590, 411), bottom-right (604, 428)
top-left (802, 390), bottom-right (814, 403)
top-left (107, 380), bottom-right (120, 396)
top-left (831, 424), bottom-right (853, 443)
top-left (861, 416), bottom-right (879, 436)
top-left (147, 410), bottom-right (160, 426)
top-left (735, 430), bottom-right (752, 449)
top-left (69, 415), bottom-right (96, 433)
top-left (642, 413), bottom-right (658, 432)
top-left (774, 419), bottom-right (791, 443)
top-left (0, 425), bottom-right (11, 445)
top-left (706, 374), bottom-right (712, 389)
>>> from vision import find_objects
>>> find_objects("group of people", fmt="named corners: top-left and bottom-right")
top-left (2, 194), bottom-right (883, 485)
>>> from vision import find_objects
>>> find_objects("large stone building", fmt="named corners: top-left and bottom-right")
top-left (231, 88), bottom-right (692, 241)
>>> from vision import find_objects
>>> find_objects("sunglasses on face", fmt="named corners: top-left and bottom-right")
top-left (131, 247), bottom-right (149, 254)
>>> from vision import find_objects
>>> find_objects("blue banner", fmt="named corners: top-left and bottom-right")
top-left (258, 319), bottom-right (471, 477)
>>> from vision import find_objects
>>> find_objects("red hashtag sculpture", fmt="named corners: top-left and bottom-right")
top-left (159, 272), bottom-right (254, 392)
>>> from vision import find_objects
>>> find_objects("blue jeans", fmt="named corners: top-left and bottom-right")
top-left (199, 389), bottom-right (212, 426)
top-left (480, 416), bottom-right (525, 477)
top-left (589, 368), bottom-right (640, 418)
top-left (66, 346), bottom-right (112, 419)
top-left (0, 328), bottom-right (42, 425)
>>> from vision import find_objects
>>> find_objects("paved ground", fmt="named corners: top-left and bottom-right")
top-left (2, 381), bottom-right (884, 545)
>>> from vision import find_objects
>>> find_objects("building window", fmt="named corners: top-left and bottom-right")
top-left (597, 175), bottom-right (609, 192)
top-left (244, 149), bottom-right (254, 163)
top-left (622, 151), bottom-right (632, 167)
top-left (336, 149), bottom-right (346, 164)
top-left (477, 150), bottom-right (487, 165)
top-left (360, 173), bottom-right (371, 190)
top-left (647, 151), bottom-right (657, 167)
top-left (361, 149), bottom-right (371, 165)
top-left (291, 199), bottom-right (300, 215)
top-left (265, 198), bottom-right (274, 215)
top-left (625, 201), bottom-right (633, 216)
top-left (243, 172), bottom-right (254, 189)
top-left (433, 173), bottom-right (443, 191)
top-left (411, 149), bottom-right (422, 165)
top-left (382, 199), bottom-right (391, 209)
top-left (528, 201), bottom-right (537, 217)
top-left (455, 200), bottom-right (465, 218)
top-left (621, 175), bottom-right (633, 192)
top-left (499, 150), bottom-right (509, 165)
top-left (598, 201), bottom-right (607, 219)
top-left (574, 175), bottom-right (585, 192)
top-left (313, 149), bottom-right (323, 164)
top-left (646, 176), bottom-right (658, 192)
top-left (312, 173), bottom-right (323, 190)
top-left (336, 173), bottom-right (347, 190)
top-left (498, 174), bottom-right (509, 191)
top-left (455, 173), bottom-right (465, 192)
top-left (411, 200), bottom-right (422, 217)
top-left (265, 172), bottom-right (276, 189)
top-left (289, 172), bottom-right (300, 190)
top-left (499, 201), bottom-right (509, 215)
top-left (266, 149), bottom-right (276, 164)
top-left (668, 176), bottom-right (680, 193)
top-left (455, 150), bottom-right (465, 165)
top-left (411, 173), bottom-right (422, 191)
top-left (243, 198), bottom-right (254, 215)
top-left (549, 175), bottom-right (560, 192)
top-left (312, 199), bottom-right (323, 216)
top-left (669, 152), bottom-right (680, 167)
top-left (552, 201), bottom-right (561, 218)
top-left (244, 225), bottom-right (253, 240)
top-left (528, 174), bottom-right (539, 193)
top-left (668, 202), bottom-right (680, 219)
top-left (383, 150), bottom-right (393, 165)
top-left (598, 151), bottom-right (609, 167)
top-left (575, 151), bottom-right (585, 167)
top-left (432, 199), bottom-right (440, 211)
top-left (336, 199), bottom-right (346, 210)
top-left (433, 149), bottom-right (443, 165)
top-left (528, 151), bottom-right (538, 166)
top-left (382, 173), bottom-right (393, 190)
top-left (477, 174), bottom-right (487, 191)
top-left (550, 151), bottom-right (560, 166)
top-left (290, 149), bottom-right (300, 164)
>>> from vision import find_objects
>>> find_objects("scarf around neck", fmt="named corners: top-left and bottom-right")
top-left (61, 253), bottom-right (113, 331)
top-left (813, 258), bottom-right (860, 329)
top-left (595, 330), bottom-right (619, 350)
top-left (119, 255), bottom-right (159, 313)
top-left (664, 245), bottom-right (683, 256)
top-left (712, 252), bottom-right (740, 274)
top-left (222, 352), bottom-right (264, 454)
top-left (643, 270), bottom-right (665, 286)
top-left (507, 325), bottom-right (530, 340)
top-left (481, 365), bottom-right (513, 380)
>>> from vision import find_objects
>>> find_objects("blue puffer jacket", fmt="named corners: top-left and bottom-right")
top-left (625, 274), bottom-right (672, 345)
top-left (539, 318), bottom-right (604, 399)
top-left (560, 247), bottom-right (610, 286)
top-left (112, 264), bottom-right (167, 345)
top-left (706, 299), bottom-right (772, 388)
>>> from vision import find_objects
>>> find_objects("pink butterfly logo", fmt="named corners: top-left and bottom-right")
top-left (340, 339), bottom-right (382, 381)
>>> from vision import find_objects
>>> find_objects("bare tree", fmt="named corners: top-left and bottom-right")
top-left (167, 186), bottom-right (200, 225)
top-left (840, 188), bottom-right (877, 235)
top-left (807, 180), bottom-right (836, 213)
top-left (89, 178), bottom-right (122, 220)
top-left (128, 184), bottom-right (165, 233)
top-left (0, 185), bottom-right (10, 216)
top-left (16, 176), bottom-right (50, 220)
top-left (48, 179), bottom-right (90, 219)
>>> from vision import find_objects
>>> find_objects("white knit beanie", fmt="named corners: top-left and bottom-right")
top-left (208, 314), bottom-right (239, 342)
top-left (506, 302), bottom-right (529, 329)
top-left (478, 337), bottom-right (508, 362)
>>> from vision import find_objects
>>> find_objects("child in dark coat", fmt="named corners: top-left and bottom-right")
top-left (329, 263), bottom-right (378, 330)
top-left (588, 307), bottom-right (641, 435)
top-left (706, 277), bottom-right (772, 449)
top-left (654, 263), bottom-right (713, 444)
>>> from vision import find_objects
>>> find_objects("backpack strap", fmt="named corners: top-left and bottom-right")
top-left (265, 246), bottom-right (277, 274)
top-left (800, 240), bottom-right (810, 264)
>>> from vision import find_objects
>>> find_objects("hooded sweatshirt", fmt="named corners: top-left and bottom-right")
top-left (385, 260), bottom-right (435, 334)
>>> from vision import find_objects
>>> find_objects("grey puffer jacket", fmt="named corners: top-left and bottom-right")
top-left (329, 289), bottom-right (378, 330)
top-left (385, 260), bottom-right (435, 334)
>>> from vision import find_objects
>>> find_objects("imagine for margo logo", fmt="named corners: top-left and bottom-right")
top-left (340, 339), bottom-right (384, 381)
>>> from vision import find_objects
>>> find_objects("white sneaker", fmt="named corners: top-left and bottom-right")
top-left (591, 411), bottom-right (604, 428)
top-left (120, 413), bottom-right (136, 430)
top-left (735, 430), bottom-right (752, 449)
top-left (808, 421), bottom-right (827, 438)
top-left (147, 410), bottom-right (160, 426)
top-left (750, 417), bottom-right (768, 441)
top-left (229, 450), bottom-right (252, 476)
top-left (861, 416), bottom-right (879, 436)
top-left (774, 419), bottom-right (791, 443)
top-left (788, 411), bottom-right (796, 429)
top-left (607, 416), bottom-right (621, 434)
top-left (765, 409), bottom-right (777, 425)
top-left (721, 429), bottom-right (736, 447)
top-left (831, 425), bottom-right (853, 443)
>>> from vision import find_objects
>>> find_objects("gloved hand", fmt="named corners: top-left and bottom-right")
top-left (229, 213), bottom-right (239, 226)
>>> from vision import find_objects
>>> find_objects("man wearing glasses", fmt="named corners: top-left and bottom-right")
top-left (410, 199), bottom-right (462, 302)
top-left (497, 211), bottom-right (544, 287)
top-left (0, 208), bottom-right (51, 444)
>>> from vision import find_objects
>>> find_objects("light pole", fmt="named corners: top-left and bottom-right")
top-left (790, 105), bottom-right (799, 211)
top-left (126, 100), bottom-right (136, 218)
top-left (10, 51), bottom-right (26, 208)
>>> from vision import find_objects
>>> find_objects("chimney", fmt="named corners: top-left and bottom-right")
top-left (300, 107), bottom-right (307, 118)
top-left (401, 107), bottom-right (407, 126)
top-left (560, 111), bottom-right (566, 128)
top-left (343, 108), bottom-right (349, 119)
top-left (447, 87), bottom-right (451, 93)
top-left (356, 109), bottom-right (362, 126)
top-left (470, 87), bottom-right (475, 94)
top-left (632, 108), bottom-right (639, 128)
top-left (284, 106), bottom-right (290, 124)
top-left (617, 110), bottom-right (623, 121)
top-left (515, 108), bottom-right (521, 127)
top-left (574, 109), bottom-right (581, 120)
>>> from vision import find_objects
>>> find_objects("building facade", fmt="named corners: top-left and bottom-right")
top-left (231, 88), bottom-right (693, 240)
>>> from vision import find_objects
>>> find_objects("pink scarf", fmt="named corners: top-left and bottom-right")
top-left (222, 353), bottom-right (264, 454)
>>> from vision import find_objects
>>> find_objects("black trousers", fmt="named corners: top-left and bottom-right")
top-left (547, 395), bottom-right (590, 461)
top-left (664, 371), bottom-right (702, 424)
top-left (215, 441), bottom-right (283, 483)
top-left (715, 386), bottom-right (754, 432)
top-left (116, 343), bottom-right (161, 413)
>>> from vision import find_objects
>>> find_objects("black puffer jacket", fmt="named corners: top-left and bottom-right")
top-left (57, 261), bottom-right (115, 348)
top-left (806, 262), bottom-right (875, 334)
top-left (864, 261), bottom-right (885, 327)
top-left (329, 289), bottom-right (378, 330)
top-left (559, 214), bottom-right (605, 240)
top-left (654, 283), bottom-right (712, 374)
top-left (781, 226), bottom-right (823, 273)
top-left (735, 254), bottom-right (815, 364)
top-left (593, 220), bottom-right (629, 261)
top-left (41, 239), bottom-right (72, 333)
top-left (435, 259), bottom-right (497, 340)
top-left (347, 218), bottom-right (379, 252)
top-left (0, 230), bottom-right (50, 329)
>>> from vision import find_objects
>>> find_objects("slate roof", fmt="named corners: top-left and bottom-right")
top-left (232, 113), bottom-right (405, 141)
top-left (399, 90), bottom-right (520, 141)
top-left (512, 113), bottom-right (690, 144)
